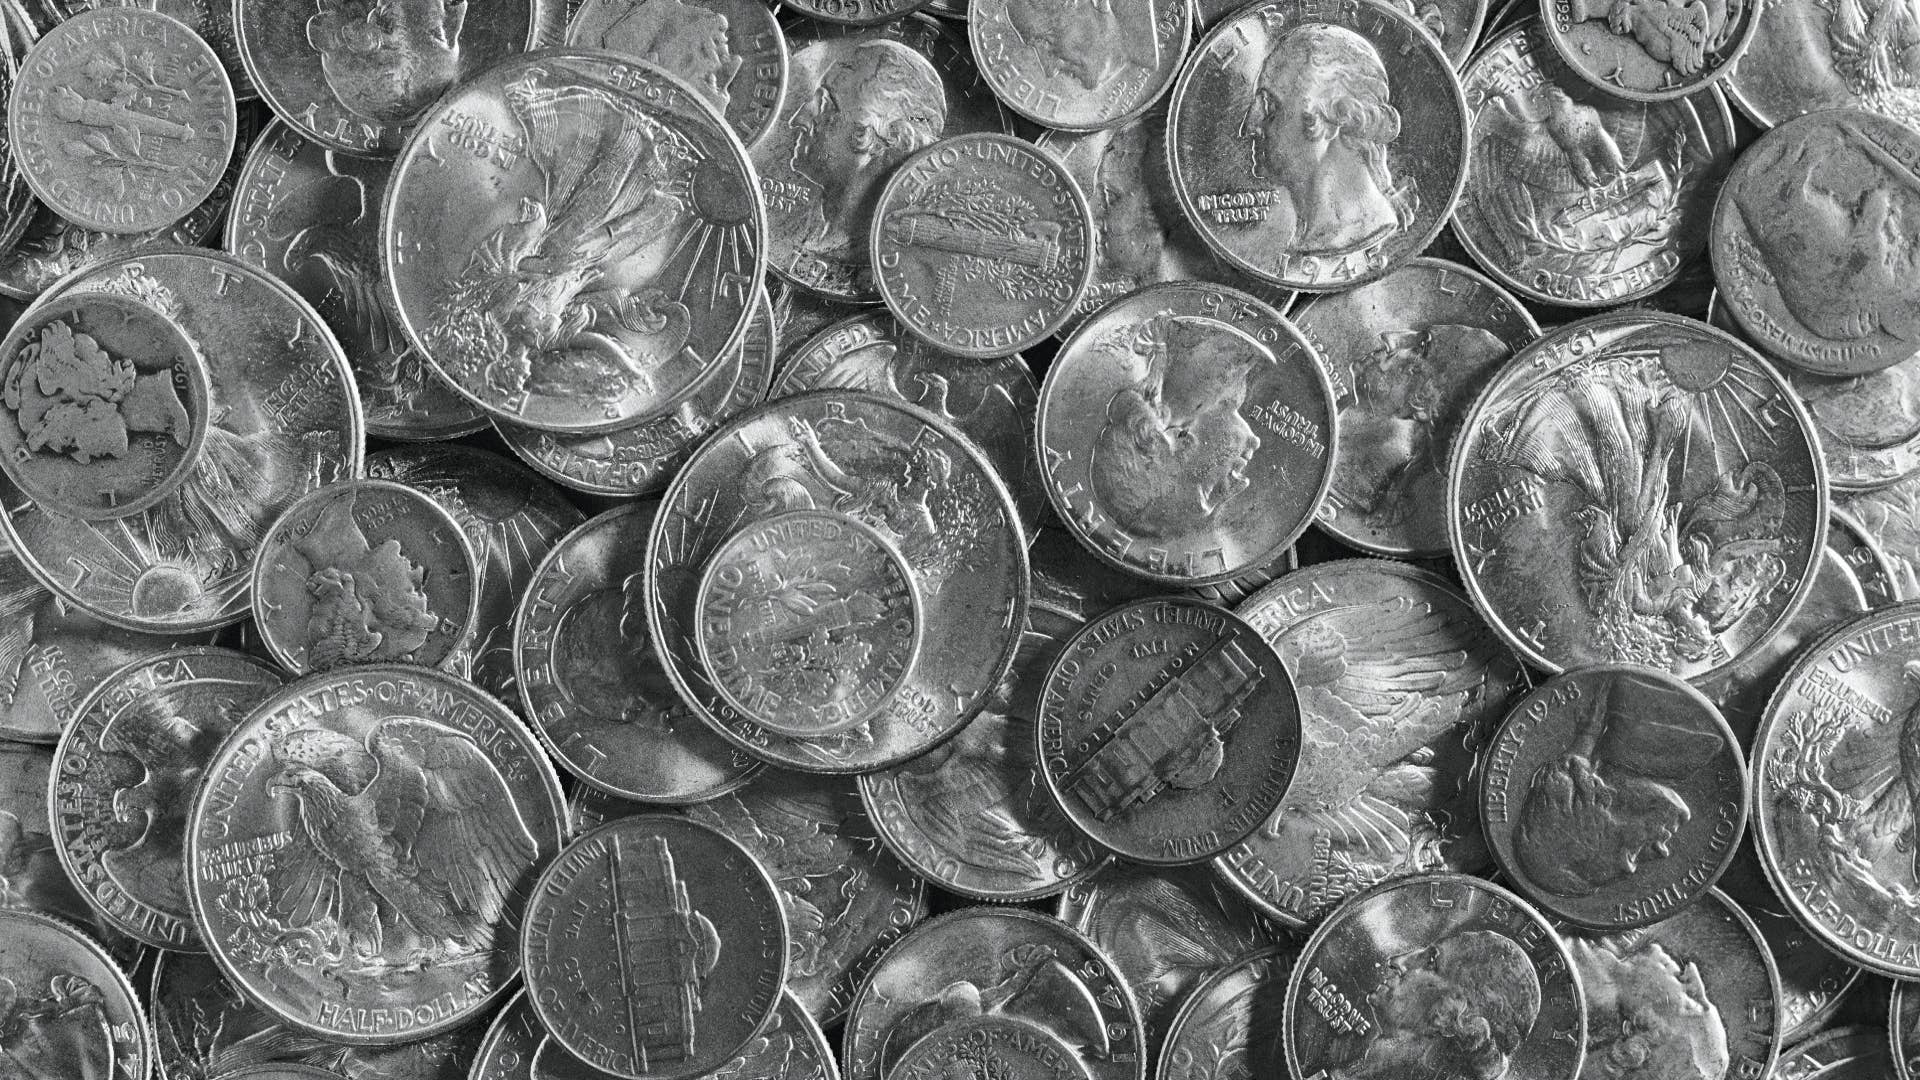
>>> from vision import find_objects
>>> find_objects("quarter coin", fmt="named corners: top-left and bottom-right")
top-left (0, 908), bottom-right (153, 1080)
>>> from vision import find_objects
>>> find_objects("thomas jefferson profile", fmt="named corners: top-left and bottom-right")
top-left (569, 0), bottom-right (744, 113)
top-left (789, 40), bottom-right (946, 260)
top-left (1090, 312), bottom-right (1273, 541)
top-left (1004, 0), bottom-right (1162, 92)
top-left (308, 0), bottom-right (467, 125)
top-left (1237, 23), bottom-right (1415, 256)
top-left (1570, 938), bottom-right (1730, 1080)
top-left (1329, 929), bottom-right (1541, 1080)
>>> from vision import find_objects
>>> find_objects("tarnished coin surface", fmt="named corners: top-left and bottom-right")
top-left (871, 133), bottom-right (1092, 359)
top-left (384, 51), bottom-right (763, 434)
top-left (515, 501), bottom-right (761, 803)
top-left (1700, 545), bottom-right (1868, 745)
top-left (0, 908), bottom-right (153, 1080)
top-left (1448, 311), bottom-right (1827, 679)
top-left (188, 665), bottom-right (567, 1043)
top-left (1220, 560), bottom-right (1528, 927)
top-left (50, 647), bottom-right (284, 950)
top-left (1481, 665), bottom-right (1748, 931)
top-left (1783, 352), bottom-right (1920, 491)
top-left (1723, 0), bottom-right (1920, 129)
top-left (1720, 838), bottom-right (1862, 1046)
top-left (1458, 20), bottom-right (1737, 309)
top-left (0, 290), bottom-right (211, 520)
top-left (842, 907), bottom-right (1145, 1080)
top-left (568, 0), bottom-right (787, 146)
top-left (1284, 872), bottom-right (1585, 1080)
top-left (250, 479), bottom-right (480, 675)
top-left (215, 1066), bottom-right (346, 1079)
top-left (1155, 947), bottom-right (1295, 1080)
top-left (1168, 0), bottom-right (1468, 291)
top-left (967, 0), bottom-right (1189, 131)
top-left (0, 740), bottom-right (98, 926)
top-left (1770, 1026), bottom-right (1892, 1079)
top-left (1540, 0), bottom-right (1757, 100)
top-left (521, 814), bottom-right (788, 1080)
top-left (696, 509), bottom-right (922, 738)
top-left (9, 8), bottom-right (235, 234)
top-left (1037, 596), bottom-right (1301, 866)
top-left (891, 1016), bottom-right (1092, 1080)
top-left (1295, 258), bottom-right (1537, 556)
top-left (1713, 109), bottom-right (1920, 378)
top-left (1037, 281), bottom-right (1334, 586)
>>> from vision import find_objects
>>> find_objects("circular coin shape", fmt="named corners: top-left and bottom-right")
top-left (522, 814), bottom-right (788, 1080)
top-left (968, 0), bottom-right (1190, 131)
top-left (1719, 837), bottom-right (1863, 1046)
top-left (9, 8), bottom-right (236, 235)
top-left (567, 0), bottom-right (788, 146)
top-left (1721, 0), bottom-right (1920, 130)
top-left (1156, 946), bottom-right (1298, 1080)
top-left (0, 908), bottom-right (153, 1080)
top-left (1448, 311), bottom-right (1828, 680)
top-left (1284, 872), bottom-right (1586, 1080)
top-left (696, 509), bottom-right (922, 737)
top-left (385, 50), bottom-right (764, 434)
top-left (1771, 1026), bottom-right (1891, 1079)
top-left (1037, 281), bottom-right (1335, 586)
top-left (892, 1016), bottom-right (1092, 1080)
top-left (0, 291), bottom-right (211, 520)
top-left (1481, 665), bottom-right (1749, 932)
top-left (250, 480), bottom-right (480, 675)
top-left (1168, 0), bottom-right (1468, 291)
top-left (474, 988), bottom-right (837, 1080)
top-left (1897, 981), bottom-right (1920, 1080)
top-left (188, 665), bottom-right (568, 1044)
top-left (1782, 351), bottom-right (1920, 492)
top-left (1542, 0), bottom-right (1757, 100)
top-left (1037, 596), bottom-right (1302, 865)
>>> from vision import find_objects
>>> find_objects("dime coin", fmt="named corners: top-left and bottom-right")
top-left (860, 602), bottom-right (1107, 902)
top-left (1719, 838), bottom-right (1862, 1046)
top-left (1896, 981), bottom-right (1920, 1080)
top-left (1295, 258), bottom-right (1538, 556)
top-left (1220, 559), bottom-right (1529, 927)
top-left (1448, 311), bottom-right (1828, 679)
top-left (1037, 281), bottom-right (1334, 586)
top-left (1840, 476), bottom-right (1920, 602)
top-left (1455, 20), bottom-right (1738, 309)
top-left (783, 0), bottom-right (935, 26)
top-left (1, 250), bottom-right (363, 634)
top-left (1155, 947), bottom-right (1296, 1080)
top-left (521, 814), bottom-right (788, 1080)
top-left (842, 907), bottom-right (1145, 1080)
top-left (1540, 0), bottom-right (1757, 100)
top-left (63, 0), bottom-right (253, 100)
top-left (1168, 0), bottom-right (1468, 291)
top-left (1771, 1026), bottom-right (1891, 1079)
top-left (1481, 665), bottom-right (1748, 931)
top-left (891, 1016), bottom-right (1092, 1080)
top-left (235, 0), bottom-right (563, 157)
top-left (696, 508), bottom-right (922, 738)
top-left (515, 501), bottom-right (761, 803)
top-left (50, 647), bottom-right (284, 950)
top-left (647, 391), bottom-right (1029, 773)
top-left (968, 0), bottom-right (1190, 131)
top-left (1285, 872), bottom-right (1586, 1080)
top-left (567, 0), bottom-right (788, 146)
top-left (0, 908), bottom-right (153, 1079)
top-left (1723, 0), bottom-right (1920, 129)
top-left (250, 479), bottom-right (480, 675)
top-left (227, 120), bottom-right (485, 442)
top-left (188, 665), bottom-right (568, 1043)
top-left (384, 51), bottom-right (763, 434)
top-left (0, 740), bottom-right (98, 926)
top-left (1753, 602), bottom-right (1920, 979)
top-left (1037, 596), bottom-right (1301, 865)
top-left (9, 8), bottom-right (235, 234)
top-left (1714, 109), bottom-right (1920, 378)
top-left (1700, 545), bottom-right (1869, 746)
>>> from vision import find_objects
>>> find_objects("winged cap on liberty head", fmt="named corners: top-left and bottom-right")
top-left (289, 489), bottom-right (439, 670)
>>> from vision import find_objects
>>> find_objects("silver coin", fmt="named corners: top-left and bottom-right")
top-left (0, 908), bottom-right (153, 1080)
top-left (783, 0), bottom-right (935, 24)
top-left (1839, 477), bottom-right (1920, 602)
top-left (567, 0), bottom-right (787, 146)
top-left (0, 740), bottom-right (98, 927)
top-left (967, 0), bottom-right (1190, 131)
top-left (891, 1016), bottom-right (1092, 1080)
top-left (473, 987), bottom-right (838, 1080)
top-left (1539, 0), bottom-right (1757, 100)
top-left (1723, 0), bottom-right (1920, 130)
top-left (1448, 311), bottom-right (1828, 680)
top-left (1295, 258), bottom-right (1537, 557)
top-left (1194, 0), bottom-right (1485, 62)
top-left (769, 279), bottom-right (857, 369)
top-left (1897, 981), bottom-right (1920, 1080)
top-left (1154, 946), bottom-right (1296, 1080)
top-left (1167, 0), bottom-right (1468, 291)
top-left (1832, 509), bottom-right (1902, 611)
top-left (1785, 352), bottom-right (1920, 492)
top-left (0, 41), bottom-right (34, 262)
top-left (213, 1067), bottom-right (345, 1080)
top-left (1720, 837), bottom-right (1863, 1046)
top-left (1771, 1026), bottom-right (1892, 1079)
top-left (1699, 545), bottom-right (1868, 746)
top-left (59, 0), bottom-right (254, 100)
top-left (1024, 523), bottom-right (1297, 620)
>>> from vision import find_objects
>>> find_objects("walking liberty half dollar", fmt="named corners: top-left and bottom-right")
top-left (1448, 311), bottom-right (1828, 680)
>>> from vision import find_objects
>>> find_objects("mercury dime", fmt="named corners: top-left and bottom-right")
top-left (384, 51), bottom-right (763, 434)
top-left (1541, 0), bottom-right (1757, 100)
top-left (647, 391), bottom-right (1028, 773)
top-left (188, 665), bottom-right (567, 1043)
top-left (567, 0), bottom-right (787, 146)
top-left (1700, 546), bottom-right (1869, 745)
top-left (1448, 311), bottom-right (1827, 679)
top-left (1155, 947), bottom-right (1295, 1080)
top-left (0, 908), bottom-right (152, 1080)
top-left (1771, 1026), bottom-right (1892, 1079)
top-left (1167, 0), bottom-right (1468, 291)
top-left (0, 740), bottom-right (97, 926)
top-left (783, 0), bottom-right (935, 26)
top-left (1220, 560), bottom-right (1528, 927)
top-left (1782, 351), bottom-right (1920, 491)
top-left (9, 8), bottom-right (235, 234)
top-left (1295, 258), bottom-right (1538, 557)
top-left (521, 814), bottom-right (788, 1080)
top-left (968, 0), bottom-right (1189, 131)
top-left (515, 501), bottom-right (760, 803)
top-left (1839, 477), bottom-right (1920, 602)
top-left (1723, 0), bottom-right (1920, 130)
top-left (50, 648), bottom-right (283, 951)
top-left (1037, 596), bottom-right (1301, 866)
top-left (842, 907), bottom-right (1145, 1080)
top-left (1285, 872), bottom-right (1585, 1080)
top-left (1037, 281), bottom-right (1334, 586)
top-left (1720, 839), bottom-right (1862, 1046)
top-left (892, 1016), bottom-right (1092, 1080)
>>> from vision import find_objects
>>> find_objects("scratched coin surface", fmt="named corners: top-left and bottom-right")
top-left (567, 0), bottom-right (787, 146)
top-left (1541, 0), bottom-right (1757, 100)
top-left (968, 0), bottom-right (1190, 131)
top-left (1448, 311), bottom-right (1827, 680)
top-left (1037, 596), bottom-right (1302, 866)
top-left (515, 501), bottom-right (761, 803)
top-left (250, 479), bottom-right (480, 675)
top-left (1155, 946), bottom-right (1297, 1080)
top-left (0, 908), bottom-right (153, 1080)
top-left (842, 907), bottom-right (1145, 1080)
top-left (521, 814), bottom-right (789, 1080)
top-left (891, 1016), bottom-right (1092, 1080)
top-left (1719, 838), bottom-right (1862, 1046)
top-left (1220, 560), bottom-right (1528, 927)
top-left (1294, 258), bottom-right (1538, 556)
top-left (1167, 0), bottom-right (1469, 291)
top-left (9, 8), bottom-right (236, 234)
top-left (0, 740), bottom-right (98, 927)
top-left (1037, 281), bottom-right (1335, 586)
top-left (187, 664), bottom-right (568, 1043)
top-left (1722, 0), bottom-right (1920, 130)
top-left (1284, 872), bottom-right (1586, 1080)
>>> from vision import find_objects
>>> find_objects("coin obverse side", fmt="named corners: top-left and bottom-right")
top-left (1541, 0), bottom-right (1758, 100)
top-left (474, 988), bottom-right (838, 1080)
top-left (1037, 596), bottom-right (1302, 866)
top-left (1154, 946), bottom-right (1297, 1080)
top-left (567, 0), bottom-right (788, 146)
top-left (0, 908), bottom-right (154, 1080)
top-left (967, 0), bottom-right (1191, 131)
top-left (521, 814), bottom-right (789, 1080)
top-left (891, 1016), bottom-right (1093, 1080)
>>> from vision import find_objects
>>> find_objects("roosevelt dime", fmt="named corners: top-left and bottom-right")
top-left (1540, 0), bottom-right (1757, 100)
top-left (0, 908), bottom-right (152, 1080)
top-left (567, 0), bottom-right (786, 145)
top-left (891, 1016), bottom-right (1092, 1080)
top-left (1156, 947), bottom-right (1297, 1080)
top-left (968, 0), bottom-right (1190, 131)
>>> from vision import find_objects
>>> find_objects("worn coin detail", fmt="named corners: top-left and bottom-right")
top-left (891, 1016), bottom-right (1092, 1080)
top-left (1700, 545), bottom-right (1869, 745)
top-left (1784, 352), bottom-right (1920, 491)
top-left (0, 740), bottom-right (99, 927)
top-left (1840, 477), bottom-right (1920, 603)
top-left (1541, 0), bottom-right (1757, 100)
top-left (968, 0), bottom-right (1190, 131)
top-left (1723, 0), bottom-right (1920, 129)
top-left (1155, 946), bottom-right (1296, 1080)
top-left (1897, 980), bottom-right (1920, 1080)
top-left (784, 0), bottom-right (936, 25)
top-left (1719, 838), bottom-right (1862, 1045)
top-left (0, 907), bottom-right (153, 1080)
top-left (568, 0), bottom-right (787, 146)
top-left (1769, 1026), bottom-right (1892, 1079)
top-left (1832, 510), bottom-right (1903, 610)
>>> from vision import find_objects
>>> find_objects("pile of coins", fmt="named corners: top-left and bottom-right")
top-left (0, 0), bottom-right (1917, 1077)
